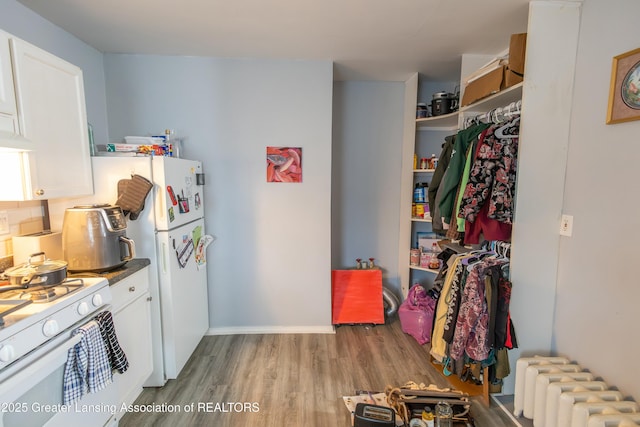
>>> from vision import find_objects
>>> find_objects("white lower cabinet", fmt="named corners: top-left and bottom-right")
top-left (110, 267), bottom-right (153, 418)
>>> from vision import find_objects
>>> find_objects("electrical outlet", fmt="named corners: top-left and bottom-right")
top-left (0, 211), bottom-right (8, 235)
top-left (560, 214), bottom-right (573, 237)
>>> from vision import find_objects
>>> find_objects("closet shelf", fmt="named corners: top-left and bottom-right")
top-left (459, 82), bottom-right (523, 114)
top-left (415, 82), bottom-right (524, 130)
top-left (413, 169), bottom-right (435, 173)
top-left (409, 265), bottom-right (439, 274)
top-left (412, 217), bottom-right (432, 223)
top-left (416, 112), bottom-right (458, 130)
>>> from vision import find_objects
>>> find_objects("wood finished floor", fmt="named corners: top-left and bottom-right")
top-left (120, 319), bottom-right (519, 427)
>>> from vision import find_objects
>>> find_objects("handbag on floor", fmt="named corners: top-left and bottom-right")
top-left (398, 285), bottom-right (436, 345)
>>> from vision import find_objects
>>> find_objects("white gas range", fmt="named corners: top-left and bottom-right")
top-left (0, 277), bottom-right (116, 427)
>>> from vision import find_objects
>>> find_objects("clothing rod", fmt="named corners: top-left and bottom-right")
top-left (464, 100), bottom-right (522, 128)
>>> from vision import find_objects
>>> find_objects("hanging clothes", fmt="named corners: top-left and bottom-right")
top-left (457, 118), bottom-right (520, 244)
top-left (458, 118), bottom-right (519, 225)
top-left (428, 134), bottom-right (455, 234)
top-left (445, 133), bottom-right (482, 240)
top-left (429, 252), bottom-right (476, 362)
top-left (430, 242), bottom-right (517, 388)
top-left (438, 123), bottom-right (490, 225)
top-left (449, 257), bottom-right (507, 361)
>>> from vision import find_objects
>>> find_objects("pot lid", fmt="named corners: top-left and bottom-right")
top-left (4, 253), bottom-right (67, 277)
top-left (432, 91), bottom-right (453, 99)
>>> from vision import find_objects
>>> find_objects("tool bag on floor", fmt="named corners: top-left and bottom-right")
top-left (398, 285), bottom-right (436, 345)
top-left (385, 382), bottom-right (472, 426)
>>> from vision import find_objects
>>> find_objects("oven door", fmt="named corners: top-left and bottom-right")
top-left (0, 309), bottom-right (118, 427)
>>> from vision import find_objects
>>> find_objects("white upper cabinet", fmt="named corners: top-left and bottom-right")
top-left (0, 31), bottom-right (19, 136)
top-left (8, 37), bottom-right (93, 199)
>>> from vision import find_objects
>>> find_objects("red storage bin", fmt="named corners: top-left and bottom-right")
top-left (331, 269), bottom-right (384, 325)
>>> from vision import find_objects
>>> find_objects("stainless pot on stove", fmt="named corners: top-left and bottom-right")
top-left (3, 252), bottom-right (67, 288)
top-left (62, 204), bottom-right (135, 272)
top-left (431, 91), bottom-right (459, 116)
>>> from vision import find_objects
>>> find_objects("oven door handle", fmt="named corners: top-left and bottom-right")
top-left (0, 333), bottom-right (82, 404)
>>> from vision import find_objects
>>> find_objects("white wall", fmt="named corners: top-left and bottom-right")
top-left (102, 54), bottom-right (334, 333)
top-left (331, 81), bottom-right (405, 294)
top-left (508, 0), bottom-right (582, 394)
top-left (553, 0), bottom-right (640, 401)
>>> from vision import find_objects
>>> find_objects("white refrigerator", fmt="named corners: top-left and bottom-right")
top-left (90, 156), bottom-right (209, 386)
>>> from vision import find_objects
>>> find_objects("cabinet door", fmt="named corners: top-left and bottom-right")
top-left (0, 31), bottom-right (18, 133)
top-left (10, 38), bottom-right (93, 199)
top-left (113, 291), bottom-right (153, 409)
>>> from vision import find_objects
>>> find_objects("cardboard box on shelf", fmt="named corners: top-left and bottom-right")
top-left (461, 65), bottom-right (506, 107)
top-left (460, 33), bottom-right (527, 107)
top-left (505, 33), bottom-right (527, 88)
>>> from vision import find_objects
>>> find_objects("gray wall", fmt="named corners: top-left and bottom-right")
top-left (103, 54), bottom-right (334, 333)
top-left (332, 81), bottom-right (405, 294)
top-left (553, 0), bottom-right (640, 401)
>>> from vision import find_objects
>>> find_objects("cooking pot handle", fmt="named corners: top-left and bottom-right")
top-left (119, 236), bottom-right (136, 261)
top-left (27, 252), bottom-right (46, 265)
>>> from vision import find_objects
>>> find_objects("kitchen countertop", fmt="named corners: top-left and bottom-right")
top-left (68, 258), bottom-right (151, 286)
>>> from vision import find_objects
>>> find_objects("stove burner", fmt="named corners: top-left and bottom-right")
top-left (29, 288), bottom-right (57, 302)
top-left (0, 278), bottom-right (86, 304)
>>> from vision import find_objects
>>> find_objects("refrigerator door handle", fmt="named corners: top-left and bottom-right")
top-left (161, 242), bottom-right (168, 273)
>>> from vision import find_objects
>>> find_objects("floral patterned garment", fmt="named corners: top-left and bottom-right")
top-left (448, 261), bottom-right (489, 361)
top-left (449, 258), bottom-right (507, 362)
top-left (458, 118), bottom-right (520, 224)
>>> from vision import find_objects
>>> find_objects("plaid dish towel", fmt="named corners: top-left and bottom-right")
top-left (63, 320), bottom-right (113, 405)
top-left (94, 311), bottom-right (129, 374)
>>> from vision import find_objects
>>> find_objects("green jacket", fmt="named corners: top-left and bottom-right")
top-left (438, 123), bottom-right (490, 223)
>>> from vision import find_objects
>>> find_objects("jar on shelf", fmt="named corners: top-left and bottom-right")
top-left (428, 242), bottom-right (441, 270)
top-left (413, 183), bottom-right (426, 203)
top-left (410, 248), bottom-right (420, 266)
top-left (429, 154), bottom-right (437, 169)
top-left (420, 157), bottom-right (428, 169)
top-left (416, 103), bottom-right (428, 118)
top-left (420, 250), bottom-right (430, 268)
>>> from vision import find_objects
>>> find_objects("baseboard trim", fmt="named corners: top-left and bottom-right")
top-left (491, 394), bottom-right (525, 427)
top-left (206, 325), bottom-right (336, 335)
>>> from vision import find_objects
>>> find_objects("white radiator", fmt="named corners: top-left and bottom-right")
top-left (557, 391), bottom-right (625, 427)
top-left (572, 402), bottom-right (639, 427)
top-left (545, 381), bottom-right (610, 427)
top-left (524, 364), bottom-right (583, 419)
top-left (514, 356), bottom-right (639, 427)
top-left (586, 412), bottom-right (640, 427)
top-left (514, 356), bottom-right (571, 417)
top-left (533, 372), bottom-right (596, 424)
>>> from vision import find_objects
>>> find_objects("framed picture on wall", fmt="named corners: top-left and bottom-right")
top-left (606, 47), bottom-right (640, 124)
top-left (266, 147), bottom-right (302, 183)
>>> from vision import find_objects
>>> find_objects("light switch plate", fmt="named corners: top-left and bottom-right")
top-left (560, 214), bottom-right (573, 237)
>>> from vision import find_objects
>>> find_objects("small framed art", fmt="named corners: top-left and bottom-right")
top-left (606, 47), bottom-right (640, 124)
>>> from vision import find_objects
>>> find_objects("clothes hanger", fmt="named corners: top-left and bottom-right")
top-left (494, 116), bottom-right (520, 139)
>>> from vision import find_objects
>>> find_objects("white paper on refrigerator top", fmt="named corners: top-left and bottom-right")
top-left (151, 157), bottom-right (204, 231)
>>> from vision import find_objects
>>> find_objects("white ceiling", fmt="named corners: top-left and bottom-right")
top-left (17, 0), bottom-right (530, 81)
